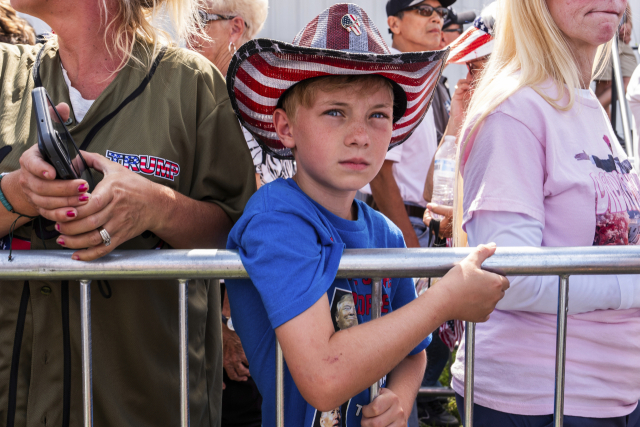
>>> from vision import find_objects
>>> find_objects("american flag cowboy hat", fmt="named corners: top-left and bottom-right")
top-left (226, 3), bottom-right (449, 159)
top-left (446, 1), bottom-right (497, 64)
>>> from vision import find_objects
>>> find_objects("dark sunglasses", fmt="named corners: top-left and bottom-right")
top-left (403, 4), bottom-right (448, 19)
top-left (443, 27), bottom-right (464, 34)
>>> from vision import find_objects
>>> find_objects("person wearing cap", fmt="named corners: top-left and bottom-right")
top-left (223, 4), bottom-right (509, 427)
top-left (440, 7), bottom-right (475, 48)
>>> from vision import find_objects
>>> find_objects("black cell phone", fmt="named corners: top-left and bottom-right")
top-left (31, 87), bottom-right (93, 188)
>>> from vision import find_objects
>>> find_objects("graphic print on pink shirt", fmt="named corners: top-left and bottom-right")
top-left (576, 135), bottom-right (640, 245)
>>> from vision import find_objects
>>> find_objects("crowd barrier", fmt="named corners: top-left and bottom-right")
top-left (2, 246), bottom-right (640, 427)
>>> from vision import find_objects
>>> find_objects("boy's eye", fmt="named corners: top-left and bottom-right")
top-left (324, 109), bottom-right (343, 117)
top-left (371, 112), bottom-right (390, 119)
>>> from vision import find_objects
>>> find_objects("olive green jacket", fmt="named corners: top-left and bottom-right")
top-left (0, 39), bottom-right (256, 427)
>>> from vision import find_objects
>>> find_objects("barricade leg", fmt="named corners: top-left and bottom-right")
top-left (276, 340), bottom-right (285, 427)
top-left (179, 279), bottom-right (190, 427)
top-left (553, 276), bottom-right (569, 427)
top-left (80, 280), bottom-right (93, 427)
top-left (370, 277), bottom-right (383, 402)
top-left (464, 321), bottom-right (475, 427)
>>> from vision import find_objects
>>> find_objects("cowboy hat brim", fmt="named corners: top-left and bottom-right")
top-left (447, 22), bottom-right (493, 65)
top-left (226, 38), bottom-right (449, 160)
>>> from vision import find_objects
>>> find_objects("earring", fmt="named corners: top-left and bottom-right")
top-left (228, 41), bottom-right (237, 54)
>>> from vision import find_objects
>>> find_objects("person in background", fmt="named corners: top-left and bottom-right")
top-left (190, 2), bottom-right (275, 426)
top-left (430, 7), bottom-right (475, 144)
top-left (594, 4), bottom-right (637, 118)
top-left (192, 0), bottom-right (294, 190)
top-left (358, 0), bottom-right (459, 425)
top-left (0, 0), bottom-right (256, 425)
top-left (0, 0), bottom-right (34, 44)
top-left (440, 7), bottom-right (475, 47)
top-left (423, 2), bottom-right (496, 241)
top-left (627, 64), bottom-right (640, 141)
top-left (454, 0), bottom-right (640, 425)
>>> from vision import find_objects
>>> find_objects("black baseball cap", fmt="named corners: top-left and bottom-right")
top-left (443, 7), bottom-right (476, 29)
top-left (386, 0), bottom-right (457, 17)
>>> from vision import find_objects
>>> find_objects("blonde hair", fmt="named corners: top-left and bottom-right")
top-left (206, 0), bottom-right (268, 43)
top-left (0, 0), bottom-right (35, 44)
top-left (99, 0), bottom-right (206, 72)
top-left (452, 0), bottom-right (612, 247)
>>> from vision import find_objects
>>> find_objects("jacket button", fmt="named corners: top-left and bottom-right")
top-left (40, 286), bottom-right (52, 296)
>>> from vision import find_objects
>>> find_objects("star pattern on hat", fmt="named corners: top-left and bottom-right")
top-left (474, 16), bottom-right (489, 34)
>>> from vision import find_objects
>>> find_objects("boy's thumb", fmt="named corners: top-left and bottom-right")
top-left (468, 243), bottom-right (497, 266)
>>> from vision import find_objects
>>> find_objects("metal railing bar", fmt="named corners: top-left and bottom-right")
top-left (276, 341), bottom-right (285, 427)
top-left (179, 279), bottom-right (190, 427)
top-left (80, 280), bottom-right (93, 427)
top-left (369, 278), bottom-right (383, 403)
top-left (612, 37), bottom-right (634, 159)
top-left (554, 276), bottom-right (570, 427)
top-left (464, 321), bottom-right (475, 427)
top-left (417, 387), bottom-right (455, 397)
top-left (5, 246), bottom-right (640, 280)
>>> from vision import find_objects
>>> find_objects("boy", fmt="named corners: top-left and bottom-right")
top-left (225, 4), bottom-right (509, 427)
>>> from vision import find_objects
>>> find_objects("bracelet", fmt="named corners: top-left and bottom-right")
top-left (0, 173), bottom-right (14, 213)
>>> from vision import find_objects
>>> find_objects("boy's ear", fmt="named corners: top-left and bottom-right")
top-left (387, 16), bottom-right (401, 37)
top-left (273, 108), bottom-right (296, 150)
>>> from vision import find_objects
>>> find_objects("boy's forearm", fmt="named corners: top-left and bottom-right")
top-left (386, 351), bottom-right (426, 420)
top-left (277, 287), bottom-right (449, 411)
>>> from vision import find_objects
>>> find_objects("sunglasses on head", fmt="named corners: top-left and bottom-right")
top-left (402, 4), bottom-right (449, 19)
top-left (198, 10), bottom-right (244, 25)
top-left (443, 27), bottom-right (464, 34)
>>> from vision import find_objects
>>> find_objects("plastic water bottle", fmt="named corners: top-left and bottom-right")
top-left (431, 137), bottom-right (457, 219)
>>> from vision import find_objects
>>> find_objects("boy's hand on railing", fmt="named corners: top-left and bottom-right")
top-left (435, 243), bottom-right (510, 322)
top-left (361, 388), bottom-right (406, 427)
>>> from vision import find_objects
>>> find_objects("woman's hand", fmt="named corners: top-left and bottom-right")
top-left (423, 203), bottom-right (453, 239)
top-left (3, 103), bottom-right (91, 222)
top-left (361, 388), bottom-right (406, 427)
top-left (445, 78), bottom-right (472, 137)
top-left (54, 151), bottom-right (162, 261)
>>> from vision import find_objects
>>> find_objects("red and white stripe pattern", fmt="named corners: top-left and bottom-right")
top-left (229, 3), bottom-right (447, 158)
top-left (447, 16), bottom-right (494, 64)
top-left (439, 319), bottom-right (464, 352)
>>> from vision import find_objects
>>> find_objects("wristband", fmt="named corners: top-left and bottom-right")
top-left (0, 173), bottom-right (14, 213)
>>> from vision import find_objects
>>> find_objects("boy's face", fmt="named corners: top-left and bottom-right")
top-left (274, 83), bottom-right (394, 199)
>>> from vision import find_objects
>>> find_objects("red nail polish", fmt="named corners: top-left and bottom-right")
top-left (66, 211), bottom-right (76, 218)
top-left (43, 171), bottom-right (48, 178)
top-left (55, 224), bottom-right (60, 232)
top-left (79, 194), bottom-right (89, 202)
top-left (57, 239), bottom-right (65, 246)
top-left (72, 255), bottom-right (79, 261)
top-left (78, 184), bottom-right (88, 192)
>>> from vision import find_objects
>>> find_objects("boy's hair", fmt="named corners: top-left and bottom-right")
top-left (281, 75), bottom-right (395, 122)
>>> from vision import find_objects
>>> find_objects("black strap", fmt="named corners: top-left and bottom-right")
top-left (7, 281), bottom-right (30, 427)
top-left (79, 46), bottom-right (167, 151)
top-left (32, 44), bottom-right (46, 89)
top-left (32, 44), bottom-right (168, 151)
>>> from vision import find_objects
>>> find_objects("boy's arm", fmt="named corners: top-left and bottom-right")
top-left (361, 351), bottom-right (426, 426)
top-left (275, 243), bottom-right (509, 412)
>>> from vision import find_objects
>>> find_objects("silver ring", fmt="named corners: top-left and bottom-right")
top-left (98, 227), bottom-right (111, 247)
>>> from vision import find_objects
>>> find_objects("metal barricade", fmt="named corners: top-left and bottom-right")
top-left (3, 246), bottom-right (640, 427)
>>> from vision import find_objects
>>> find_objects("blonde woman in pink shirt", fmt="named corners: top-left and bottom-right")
top-left (452, 0), bottom-right (640, 425)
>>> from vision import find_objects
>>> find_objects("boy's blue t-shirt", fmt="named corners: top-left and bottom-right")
top-left (226, 178), bottom-right (431, 427)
